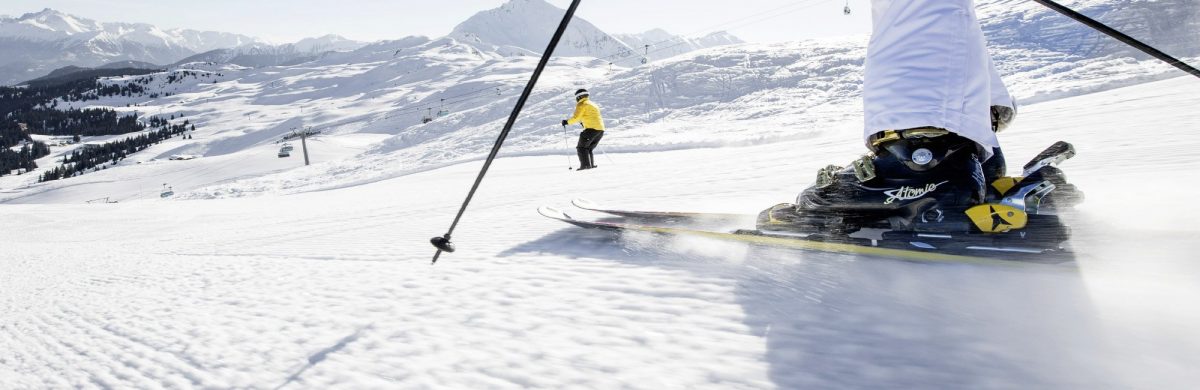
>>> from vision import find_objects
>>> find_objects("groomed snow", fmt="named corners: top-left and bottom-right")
top-left (2, 76), bottom-right (1199, 389)
top-left (2, 1), bottom-right (1199, 387)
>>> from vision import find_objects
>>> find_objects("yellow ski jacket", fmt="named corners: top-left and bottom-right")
top-left (567, 97), bottom-right (605, 131)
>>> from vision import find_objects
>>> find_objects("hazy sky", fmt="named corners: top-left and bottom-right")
top-left (0, 0), bottom-right (871, 44)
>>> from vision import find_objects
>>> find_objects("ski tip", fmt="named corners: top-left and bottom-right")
top-left (571, 198), bottom-right (598, 210)
top-left (538, 205), bottom-right (570, 220)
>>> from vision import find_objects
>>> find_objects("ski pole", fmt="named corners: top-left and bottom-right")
top-left (429, 0), bottom-right (583, 264)
top-left (599, 145), bottom-right (614, 165)
top-left (563, 124), bottom-right (574, 170)
top-left (1031, 0), bottom-right (1200, 80)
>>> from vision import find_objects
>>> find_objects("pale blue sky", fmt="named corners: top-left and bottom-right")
top-left (1, 0), bottom-right (871, 43)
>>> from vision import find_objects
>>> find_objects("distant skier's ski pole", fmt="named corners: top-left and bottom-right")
top-left (1031, 0), bottom-right (1200, 80)
top-left (563, 124), bottom-right (574, 170)
top-left (599, 145), bottom-right (614, 165)
top-left (429, 0), bottom-right (583, 264)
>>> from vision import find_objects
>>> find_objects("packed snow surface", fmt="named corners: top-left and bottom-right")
top-left (2, 76), bottom-right (1199, 388)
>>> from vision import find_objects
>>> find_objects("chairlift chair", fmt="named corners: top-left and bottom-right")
top-left (423, 107), bottom-right (435, 123)
top-left (844, 0), bottom-right (852, 15)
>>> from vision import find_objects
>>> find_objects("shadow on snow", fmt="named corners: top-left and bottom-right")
top-left (502, 226), bottom-right (1121, 388)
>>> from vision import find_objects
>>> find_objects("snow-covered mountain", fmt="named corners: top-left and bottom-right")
top-left (0, 8), bottom-right (264, 85)
top-left (450, 0), bottom-right (642, 65)
top-left (0, 9), bottom-right (373, 86)
top-left (171, 46), bottom-right (318, 69)
top-left (0, 8), bottom-right (260, 51)
top-left (615, 29), bottom-right (745, 62)
top-left (979, 0), bottom-right (1200, 103)
top-left (981, 0), bottom-right (1200, 59)
top-left (170, 35), bottom-right (369, 69)
top-left (293, 34), bottom-right (367, 53)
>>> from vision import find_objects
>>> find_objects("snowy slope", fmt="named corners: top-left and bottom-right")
top-left (0, 0), bottom-right (1196, 205)
top-left (2, 77), bottom-right (1199, 389)
top-left (980, 0), bottom-right (1200, 59)
top-left (979, 0), bottom-right (1200, 103)
top-left (3, 41), bottom-right (1195, 202)
top-left (2, 1), bottom-right (1200, 387)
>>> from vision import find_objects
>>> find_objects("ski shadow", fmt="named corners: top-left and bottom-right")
top-left (501, 227), bottom-right (1118, 388)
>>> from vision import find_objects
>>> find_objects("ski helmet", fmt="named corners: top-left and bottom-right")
top-left (575, 88), bottom-right (589, 100)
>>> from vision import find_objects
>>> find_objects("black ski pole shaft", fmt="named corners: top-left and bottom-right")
top-left (430, 0), bottom-right (583, 264)
top-left (1031, 0), bottom-right (1200, 80)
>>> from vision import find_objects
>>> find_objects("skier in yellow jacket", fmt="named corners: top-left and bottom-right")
top-left (561, 88), bottom-right (605, 170)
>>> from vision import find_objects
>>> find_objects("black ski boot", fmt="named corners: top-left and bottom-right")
top-left (761, 129), bottom-right (986, 233)
top-left (758, 131), bottom-right (1083, 254)
top-left (576, 149), bottom-right (594, 170)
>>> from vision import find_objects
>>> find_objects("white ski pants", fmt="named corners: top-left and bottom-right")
top-left (863, 0), bottom-right (1014, 158)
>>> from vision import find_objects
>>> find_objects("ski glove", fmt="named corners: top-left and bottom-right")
top-left (562, 120), bottom-right (569, 127)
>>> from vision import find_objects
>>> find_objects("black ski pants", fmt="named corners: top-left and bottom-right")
top-left (576, 129), bottom-right (603, 168)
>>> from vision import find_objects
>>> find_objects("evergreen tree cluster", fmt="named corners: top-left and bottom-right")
top-left (0, 68), bottom-right (211, 120)
top-left (1, 75), bottom-right (143, 114)
top-left (0, 141), bottom-right (50, 177)
top-left (2, 79), bottom-right (147, 136)
top-left (94, 82), bottom-right (147, 98)
top-left (0, 121), bottom-right (32, 148)
top-left (62, 71), bottom-right (223, 101)
top-left (5, 108), bottom-right (146, 137)
top-left (165, 70), bottom-right (222, 84)
top-left (38, 121), bottom-right (192, 182)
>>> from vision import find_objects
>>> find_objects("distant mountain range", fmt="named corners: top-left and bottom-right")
top-left (1, 1), bottom-right (749, 86)
top-left (23, 62), bottom-right (162, 87)
top-left (0, 8), bottom-right (258, 85)
top-left (0, 9), bottom-right (370, 86)
top-left (449, 0), bottom-right (742, 66)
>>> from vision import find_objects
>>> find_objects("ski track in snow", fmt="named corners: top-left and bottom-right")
top-left (3, 77), bottom-right (1200, 388)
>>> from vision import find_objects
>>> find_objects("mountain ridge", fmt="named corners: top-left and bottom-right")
top-left (0, 9), bottom-right (370, 86)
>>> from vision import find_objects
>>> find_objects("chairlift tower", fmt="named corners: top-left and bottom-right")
top-left (437, 98), bottom-right (449, 117)
top-left (300, 127), bottom-right (311, 166)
